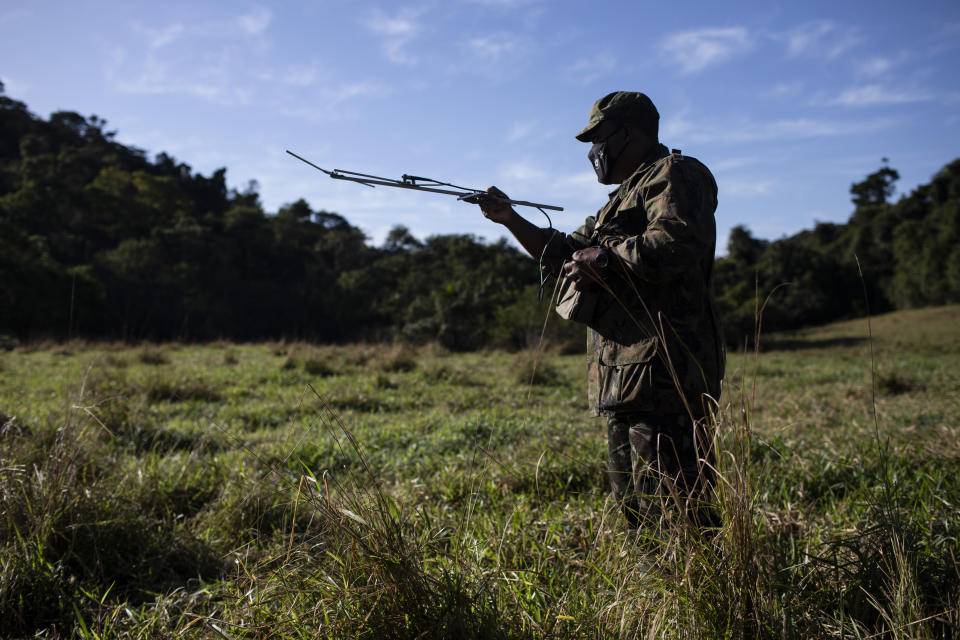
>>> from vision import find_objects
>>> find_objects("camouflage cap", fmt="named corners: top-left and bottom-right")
top-left (575, 91), bottom-right (659, 142)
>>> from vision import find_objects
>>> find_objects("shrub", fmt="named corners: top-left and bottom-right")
top-left (137, 346), bottom-right (169, 365)
top-left (512, 350), bottom-right (562, 386)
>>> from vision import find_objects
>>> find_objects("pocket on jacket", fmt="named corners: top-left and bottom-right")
top-left (596, 337), bottom-right (659, 413)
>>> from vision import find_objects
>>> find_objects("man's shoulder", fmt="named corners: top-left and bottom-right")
top-left (644, 149), bottom-right (717, 198)
top-left (659, 149), bottom-right (713, 178)
top-left (622, 146), bottom-right (706, 187)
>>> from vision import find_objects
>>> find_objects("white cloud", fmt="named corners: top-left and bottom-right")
top-left (449, 31), bottom-right (534, 79)
top-left (659, 27), bottom-right (751, 74)
top-left (855, 56), bottom-right (892, 77)
top-left (366, 8), bottom-right (421, 66)
top-left (500, 160), bottom-right (546, 182)
top-left (782, 20), bottom-right (861, 59)
top-left (930, 21), bottom-right (960, 54)
top-left (367, 9), bottom-right (417, 37)
top-left (507, 121), bottom-right (535, 142)
top-left (762, 81), bottom-right (804, 99)
top-left (276, 82), bottom-right (391, 122)
top-left (466, 33), bottom-right (523, 61)
top-left (723, 178), bottom-right (776, 197)
top-left (253, 63), bottom-right (321, 88)
top-left (117, 59), bottom-right (254, 106)
top-left (107, 7), bottom-right (286, 106)
top-left (139, 23), bottom-right (185, 49)
top-left (711, 156), bottom-right (758, 172)
top-left (737, 117), bottom-right (895, 141)
top-left (831, 84), bottom-right (933, 107)
top-left (566, 52), bottom-right (617, 85)
top-left (238, 6), bottom-right (271, 36)
top-left (462, 0), bottom-right (538, 6)
top-left (660, 108), bottom-right (694, 139)
top-left (108, 37), bottom-right (253, 106)
top-left (329, 82), bottom-right (388, 106)
top-left (0, 75), bottom-right (28, 98)
top-left (277, 65), bottom-right (318, 87)
top-left (669, 115), bottom-right (898, 145)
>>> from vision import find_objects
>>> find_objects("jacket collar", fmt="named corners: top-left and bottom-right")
top-left (607, 143), bottom-right (670, 199)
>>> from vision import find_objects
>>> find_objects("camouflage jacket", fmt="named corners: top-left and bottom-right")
top-left (549, 144), bottom-right (724, 417)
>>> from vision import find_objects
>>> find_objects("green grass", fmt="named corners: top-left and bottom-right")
top-left (1, 306), bottom-right (959, 638)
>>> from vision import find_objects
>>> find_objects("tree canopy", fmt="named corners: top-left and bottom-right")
top-left (713, 157), bottom-right (960, 345)
top-left (1, 81), bottom-right (958, 347)
top-left (0, 83), bottom-right (583, 349)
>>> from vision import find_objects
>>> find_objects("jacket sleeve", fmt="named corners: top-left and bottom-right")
top-left (604, 158), bottom-right (717, 284)
top-left (541, 215), bottom-right (596, 264)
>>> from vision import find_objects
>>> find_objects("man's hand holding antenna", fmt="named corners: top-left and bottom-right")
top-left (464, 186), bottom-right (515, 225)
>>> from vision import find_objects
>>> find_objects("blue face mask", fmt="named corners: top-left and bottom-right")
top-left (587, 127), bottom-right (628, 184)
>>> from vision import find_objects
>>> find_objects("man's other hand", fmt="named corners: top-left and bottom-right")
top-left (563, 247), bottom-right (608, 291)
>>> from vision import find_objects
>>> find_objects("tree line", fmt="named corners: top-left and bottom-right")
top-left (1, 81), bottom-right (958, 348)
top-left (715, 157), bottom-right (960, 344)
top-left (0, 82), bottom-right (568, 349)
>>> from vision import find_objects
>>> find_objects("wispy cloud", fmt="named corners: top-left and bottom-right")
top-left (328, 82), bottom-right (388, 106)
top-left (133, 6), bottom-right (271, 48)
top-left (465, 32), bottom-right (524, 61)
top-left (0, 75), bottom-right (28, 98)
top-left (114, 53), bottom-right (254, 106)
top-left (762, 81), bottom-right (804, 99)
top-left (366, 8), bottom-right (421, 66)
top-left (276, 81), bottom-right (391, 122)
top-left (659, 27), bottom-right (751, 74)
top-left (451, 31), bottom-right (534, 79)
top-left (830, 84), bottom-right (933, 107)
top-left (136, 23), bottom-right (185, 49)
top-left (462, 0), bottom-right (539, 6)
top-left (277, 65), bottom-right (319, 88)
top-left (506, 121), bottom-right (535, 142)
top-left (781, 20), bottom-right (861, 59)
top-left (661, 108), bottom-right (695, 140)
top-left (723, 178), bottom-right (776, 197)
top-left (238, 6), bottom-right (271, 36)
top-left (711, 156), bottom-right (758, 172)
top-left (500, 160), bottom-right (546, 182)
top-left (565, 52), bottom-right (617, 85)
top-left (668, 114), bottom-right (898, 144)
top-left (109, 7), bottom-right (281, 106)
top-left (855, 56), bottom-right (893, 77)
top-left (252, 62), bottom-right (320, 88)
top-left (929, 21), bottom-right (960, 54)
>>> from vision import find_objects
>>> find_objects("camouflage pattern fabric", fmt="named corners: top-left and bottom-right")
top-left (547, 143), bottom-right (724, 418)
top-left (606, 412), bottom-right (719, 531)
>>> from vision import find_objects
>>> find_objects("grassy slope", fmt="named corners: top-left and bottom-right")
top-left (1, 306), bottom-right (958, 638)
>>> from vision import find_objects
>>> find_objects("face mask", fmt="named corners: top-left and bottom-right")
top-left (587, 128), bottom-right (628, 184)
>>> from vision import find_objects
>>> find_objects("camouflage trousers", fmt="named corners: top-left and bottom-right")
top-left (606, 413), bottom-right (719, 532)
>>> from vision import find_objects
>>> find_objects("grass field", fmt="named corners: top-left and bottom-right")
top-left (1, 306), bottom-right (959, 638)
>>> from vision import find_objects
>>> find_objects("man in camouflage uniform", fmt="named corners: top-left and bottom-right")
top-left (474, 91), bottom-right (724, 531)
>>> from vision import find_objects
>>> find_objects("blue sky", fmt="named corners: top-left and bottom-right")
top-left (2, 1), bottom-right (958, 252)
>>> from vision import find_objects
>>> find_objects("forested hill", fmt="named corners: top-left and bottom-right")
top-left (0, 83), bottom-right (540, 348)
top-left (714, 157), bottom-right (960, 344)
top-left (1, 82), bottom-right (958, 347)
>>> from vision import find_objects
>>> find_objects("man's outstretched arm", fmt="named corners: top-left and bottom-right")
top-left (472, 186), bottom-right (610, 290)
top-left (470, 187), bottom-right (564, 268)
